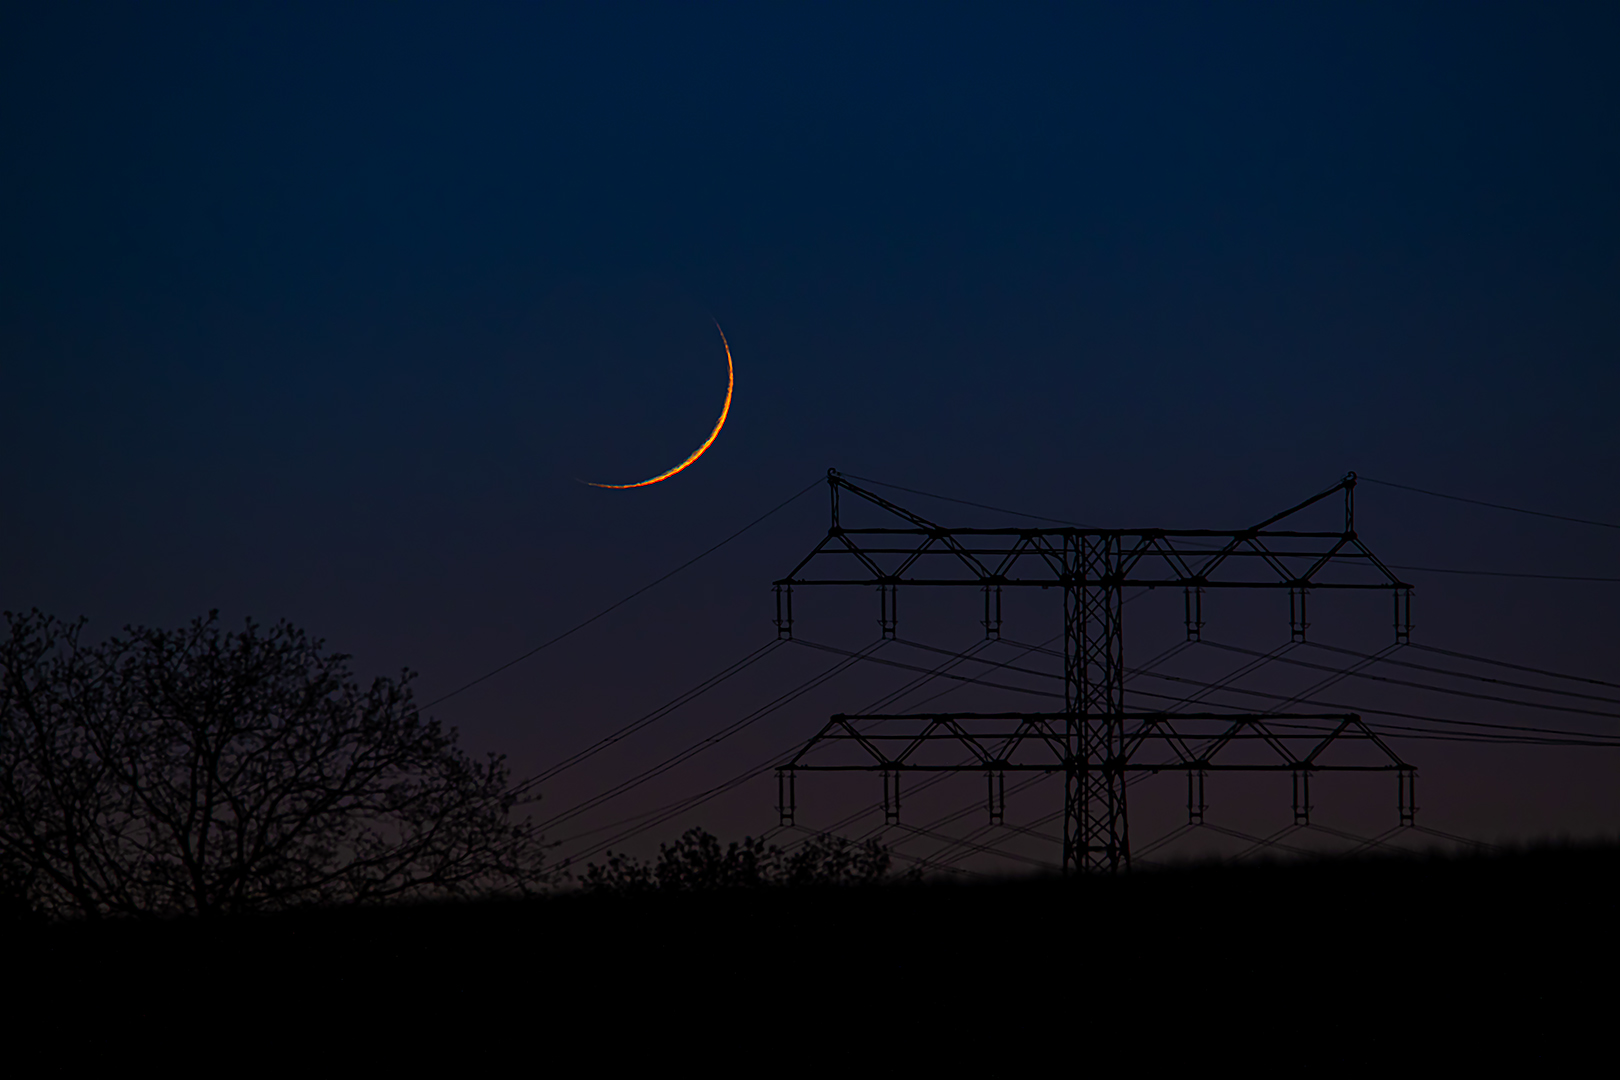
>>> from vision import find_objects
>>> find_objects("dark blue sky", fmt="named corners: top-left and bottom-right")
top-left (4, 3), bottom-right (1618, 866)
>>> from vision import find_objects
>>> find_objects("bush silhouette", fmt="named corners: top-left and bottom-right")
top-left (0, 610), bottom-right (548, 918)
top-left (577, 827), bottom-right (898, 893)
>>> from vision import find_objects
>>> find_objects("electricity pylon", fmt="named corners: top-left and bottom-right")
top-left (773, 470), bottom-right (1416, 873)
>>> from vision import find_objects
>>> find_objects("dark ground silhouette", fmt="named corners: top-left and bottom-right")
top-left (6, 842), bottom-right (1616, 1062)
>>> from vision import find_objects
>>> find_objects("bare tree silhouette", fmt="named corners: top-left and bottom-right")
top-left (0, 610), bottom-right (547, 918)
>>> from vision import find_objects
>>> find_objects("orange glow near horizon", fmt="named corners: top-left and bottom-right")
top-left (584, 321), bottom-right (735, 489)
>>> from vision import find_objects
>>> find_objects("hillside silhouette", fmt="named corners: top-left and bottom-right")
top-left (8, 842), bottom-right (1616, 1058)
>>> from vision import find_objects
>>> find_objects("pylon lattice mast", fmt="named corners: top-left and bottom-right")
top-left (773, 470), bottom-right (1417, 873)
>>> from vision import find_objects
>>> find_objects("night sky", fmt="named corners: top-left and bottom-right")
top-left (5, 3), bottom-right (1619, 870)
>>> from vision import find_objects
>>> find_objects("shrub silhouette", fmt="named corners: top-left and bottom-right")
top-left (0, 610), bottom-right (548, 918)
top-left (577, 827), bottom-right (898, 893)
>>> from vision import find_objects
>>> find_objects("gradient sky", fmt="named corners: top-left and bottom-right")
top-left (4, 3), bottom-right (1618, 868)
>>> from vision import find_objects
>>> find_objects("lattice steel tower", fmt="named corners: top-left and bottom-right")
top-left (773, 470), bottom-right (1417, 873)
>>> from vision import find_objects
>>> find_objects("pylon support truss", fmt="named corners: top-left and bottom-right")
top-left (774, 470), bottom-right (1417, 873)
top-left (784, 710), bottom-right (1411, 774)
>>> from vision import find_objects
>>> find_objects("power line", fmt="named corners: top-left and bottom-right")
top-left (508, 639), bottom-right (785, 798)
top-left (1386, 565), bottom-right (1620, 584)
top-left (1210, 822), bottom-right (1315, 863)
top-left (540, 640), bottom-right (885, 834)
top-left (890, 636), bottom-right (1292, 810)
top-left (1361, 476), bottom-right (1620, 530)
top-left (773, 636), bottom-right (1069, 856)
top-left (1124, 665), bottom-right (1620, 744)
top-left (859, 638), bottom-right (1000, 713)
top-left (1200, 640), bottom-right (1620, 722)
top-left (1410, 824), bottom-right (1499, 851)
top-left (776, 823), bottom-right (982, 878)
top-left (1407, 642), bottom-right (1620, 691)
top-left (999, 634), bottom-right (1297, 711)
top-left (841, 472), bottom-right (1092, 527)
top-left (784, 637), bottom-right (1214, 868)
top-left (964, 661), bottom-right (1620, 751)
top-left (551, 471), bottom-right (1618, 874)
top-left (775, 628), bottom-right (1613, 870)
top-left (791, 638), bottom-right (1065, 699)
top-left (890, 638), bottom-right (1064, 682)
top-left (766, 641), bottom-right (1012, 850)
top-left (1369, 727), bottom-right (1620, 748)
top-left (892, 783), bottom-right (1058, 869)
top-left (847, 773), bottom-right (1056, 862)
top-left (1134, 823), bottom-right (1196, 860)
top-left (423, 476), bottom-right (821, 709)
top-left (1104, 638), bottom-right (1620, 741)
top-left (556, 629), bottom-right (1547, 875)
top-left (890, 794), bottom-right (1063, 871)
top-left (921, 779), bottom-right (1488, 873)
top-left (560, 636), bottom-right (1073, 871)
top-left (850, 468), bottom-right (1618, 588)
top-left (1302, 641), bottom-right (1620, 708)
top-left (1306, 823), bottom-right (1410, 857)
top-left (551, 633), bottom-right (1016, 865)
top-left (892, 821), bottom-right (1058, 871)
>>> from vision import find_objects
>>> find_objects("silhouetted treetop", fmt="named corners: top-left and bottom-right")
top-left (0, 610), bottom-right (548, 918)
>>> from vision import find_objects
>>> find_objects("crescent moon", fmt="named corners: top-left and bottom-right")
top-left (583, 321), bottom-right (735, 489)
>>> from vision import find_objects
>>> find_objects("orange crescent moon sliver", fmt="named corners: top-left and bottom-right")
top-left (584, 321), bottom-right (734, 489)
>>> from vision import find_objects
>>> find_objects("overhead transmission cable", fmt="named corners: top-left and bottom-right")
top-left (841, 472), bottom-right (1092, 527)
top-left (769, 635), bottom-right (1069, 856)
top-left (892, 821), bottom-right (1059, 871)
top-left (1360, 476), bottom-right (1620, 530)
top-left (791, 638), bottom-right (1064, 700)
top-left (573, 637), bottom-right (1015, 860)
top-left (423, 476), bottom-right (821, 709)
top-left (766, 637), bottom-right (1030, 873)
top-left (550, 636), bottom-right (1011, 867)
top-left (560, 635), bottom-right (1071, 871)
top-left (850, 468), bottom-right (1620, 584)
top-left (803, 636), bottom-right (1195, 867)
top-left (1200, 640), bottom-right (1620, 722)
top-left (993, 633), bottom-right (1620, 744)
top-left (555, 470), bottom-right (1616, 869)
top-left (1125, 665), bottom-right (1620, 745)
top-left (548, 630), bottom-right (1014, 863)
top-left (1387, 565), bottom-right (1620, 583)
top-left (877, 630), bottom-right (1609, 865)
top-left (1301, 640), bottom-right (1620, 706)
top-left (1405, 642), bottom-right (1620, 691)
top-left (507, 638), bottom-right (785, 799)
top-left (800, 469), bottom-right (1620, 862)
top-left (539, 640), bottom-right (886, 834)
top-left (1125, 678), bottom-right (1620, 746)
top-left (541, 469), bottom-right (1613, 875)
